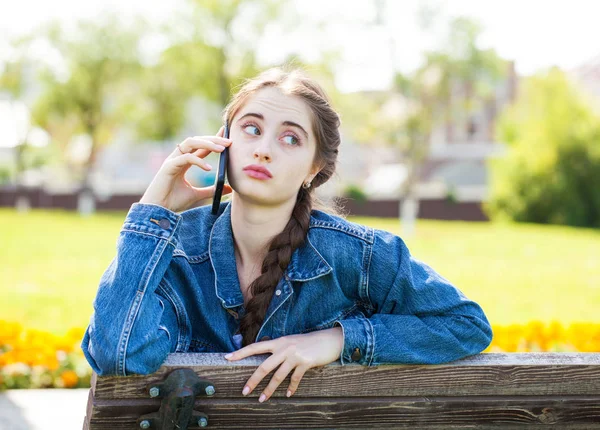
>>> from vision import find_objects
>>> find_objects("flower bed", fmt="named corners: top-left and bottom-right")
top-left (0, 321), bottom-right (90, 390)
top-left (1, 320), bottom-right (599, 390)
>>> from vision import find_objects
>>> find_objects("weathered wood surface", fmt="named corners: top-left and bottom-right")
top-left (92, 353), bottom-right (600, 398)
top-left (84, 353), bottom-right (600, 429)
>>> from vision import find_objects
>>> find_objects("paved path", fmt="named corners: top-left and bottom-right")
top-left (0, 389), bottom-right (89, 430)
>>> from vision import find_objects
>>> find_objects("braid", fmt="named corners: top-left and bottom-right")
top-left (224, 65), bottom-right (344, 346)
top-left (239, 187), bottom-right (314, 346)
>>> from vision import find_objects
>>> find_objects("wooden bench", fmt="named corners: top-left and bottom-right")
top-left (83, 352), bottom-right (600, 429)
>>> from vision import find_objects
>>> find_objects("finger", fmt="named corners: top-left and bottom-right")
top-left (169, 137), bottom-right (228, 160)
top-left (167, 143), bottom-right (207, 161)
top-left (192, 135), bottom-right (232, 145)
top-left (217, 126), bottom-right (224, 137)
top-left (225, 339), bottom-right (271, 361)
top-left (167, 153), bottom-right (214, 171)
top-left (182, 137), bottom-right (229, 153)
top-left (242, 352), bottom-right (285, 397)
top-left (286, 365), bottom-right (308, 398)
top-left (260, 360), bottom-right (295, 402)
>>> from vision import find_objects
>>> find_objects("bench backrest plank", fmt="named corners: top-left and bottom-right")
top-left (83, 352), bottom-right (600, 428)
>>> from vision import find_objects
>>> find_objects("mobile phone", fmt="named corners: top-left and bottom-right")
top-left (211, 121), bottom-right (229, 215)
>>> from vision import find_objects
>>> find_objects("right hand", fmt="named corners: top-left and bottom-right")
top-left (139, 126), bottom-right (233, 213)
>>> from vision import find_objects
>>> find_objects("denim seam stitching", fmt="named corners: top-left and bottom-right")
top-left (208, 220), bottom-right (225, 306)
top-left (255, 278), bottom-right (294, 342)
top-left (117, 237), bottom-right (169, 375)
top-left (115, 290), bottom-right (142, 376)
top-left (172, 250), bottom-right (210, 263)
top-left (308, 222), bottom-right (373, 243)
top-left (365, 316), bottom-right (375, 366)
top-left (362, 235), bottom-right (374, 307)
top-left (121, 228), bottom-right (178, 247)
top-left (307, 235), bottom-right (333, 274)
top-left (157, 279), bottom-right (190, 352)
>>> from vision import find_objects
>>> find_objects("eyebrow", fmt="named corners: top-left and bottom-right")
top-left (237, 112), bottom-right (309, 139)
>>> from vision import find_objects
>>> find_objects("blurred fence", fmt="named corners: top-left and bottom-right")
top-left (0, 186), bottom-right (488, 221)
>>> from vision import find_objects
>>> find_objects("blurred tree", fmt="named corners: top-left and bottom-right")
top-left (0, 39), bottom-right (50, 211)
top-left (367, 3), bottom-right (508, 235)
top-left (486, 67), bottom-right (600, 227)
top-left (30, 13), bottom-right (147, 214)
top-left (396, 17), bottom-right (506, 235)
top-left (124, 58), bottom-right (190, 142)
top-left (128, 0), bottom-right (286, 141)
top-left (127, 0), bottom-right (346, 197)
top-left (0, 57), bottom-right (28, 189)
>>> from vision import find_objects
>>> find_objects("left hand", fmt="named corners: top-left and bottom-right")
top-left (224, 327), bottom-right (344, 402)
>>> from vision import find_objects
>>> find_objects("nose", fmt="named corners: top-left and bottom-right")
top-left (253, 136), bottom-right (272, 163)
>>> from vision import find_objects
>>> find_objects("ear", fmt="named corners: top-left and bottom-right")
top-left (309, 161), bottom-right (324, 178)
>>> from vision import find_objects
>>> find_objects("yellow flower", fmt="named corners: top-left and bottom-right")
top-left (60, 370), bottom-right (79, 388)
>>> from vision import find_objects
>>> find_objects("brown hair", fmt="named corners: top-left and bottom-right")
top-left (222, 65), bottom-right (346, 346)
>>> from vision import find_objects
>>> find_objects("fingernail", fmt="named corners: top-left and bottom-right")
top-left (286, 390), bottom-right (292, 397)
top-left (259, 393), bottom-right (266, 403)
top-left (242, 386), bottom-right (250, 395)
top-left (207, 164), bottom-right (212, 169)
top-left (224, 353), bottom-right (232, 359)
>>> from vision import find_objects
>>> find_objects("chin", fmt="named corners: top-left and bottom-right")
top-left (235, 186), bottom-right (294, 207)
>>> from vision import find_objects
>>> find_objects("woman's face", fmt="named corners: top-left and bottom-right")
top-left (227, 86), bottom-right (320, 205)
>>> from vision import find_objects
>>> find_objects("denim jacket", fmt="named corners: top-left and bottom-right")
top-left (81, 200), bottom-right (493, 376)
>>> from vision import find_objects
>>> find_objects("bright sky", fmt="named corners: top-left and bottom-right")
top-left (1, 0), bottom-right (599, 92)
top-left (0, 0), bottom-right (600, 146)
top-left (0, 0), bottom-right (599, 147)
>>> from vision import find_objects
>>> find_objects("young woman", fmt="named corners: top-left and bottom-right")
top-left (81, 66), bottom-right (492, 403)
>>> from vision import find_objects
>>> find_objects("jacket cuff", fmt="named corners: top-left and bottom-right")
top-left (122, 202), bottom-right (182, 242)
top-left (333, 317), bottom-right (374, 366)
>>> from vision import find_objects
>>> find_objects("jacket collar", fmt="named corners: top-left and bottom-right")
top-left (208, 201), bottom-right (332, 308)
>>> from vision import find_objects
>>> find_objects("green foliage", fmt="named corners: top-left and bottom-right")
top-left (130, 0), bottom-right (286, 140)
top-left (0, 165), bottom-right (13, 184)
top-left (486, 68), bottom-right (600, 227)
top-left (0, 59), bottom-right (26, 97)
top-left (27, 13), bottom-right (146, 189)
top-left (445, 186), bottom-right (458, 205)
top-left (362, 15), bottom-right (509, 207)
top-left (343, 183), bottom-right (367, 203)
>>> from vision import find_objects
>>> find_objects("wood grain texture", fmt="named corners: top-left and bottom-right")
top-left (83, 353), bottom-right (600, 429)
top-left (84, 396), bottom-right (600, 428)
top-left (92, 353), bottom-right (600, 399)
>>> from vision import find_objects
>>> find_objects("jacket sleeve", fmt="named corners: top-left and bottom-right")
top-left (334, 228), bottom-right (493, 366)
top-left (80, 203), bottom-right (183, 376)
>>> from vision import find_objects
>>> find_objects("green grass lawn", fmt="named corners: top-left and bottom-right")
top-left (1, 207), bottom-right (599, 336)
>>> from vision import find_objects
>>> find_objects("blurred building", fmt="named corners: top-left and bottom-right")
top-left (1, 60), bottom-right (519, 216)
top-left (570, 53), bottom-right (600, 113)
top-left (361, 61), bottom-right (518, 203)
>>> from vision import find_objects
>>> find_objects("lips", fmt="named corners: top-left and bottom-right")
top-left (243, 164), bottom-right (273, 179)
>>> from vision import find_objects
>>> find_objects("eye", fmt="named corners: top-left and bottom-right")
top-left (282, 134), bottom-right (300, 146)
top-left (242, 123), bottom-right (260, 135)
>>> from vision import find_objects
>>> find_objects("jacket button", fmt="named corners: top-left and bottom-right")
top-left (351, 347), bottom-right (362, 362)
top-left (260, 335), bottom-right (271, 342)
top-left (158, 219), bottom-right (170, 229)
